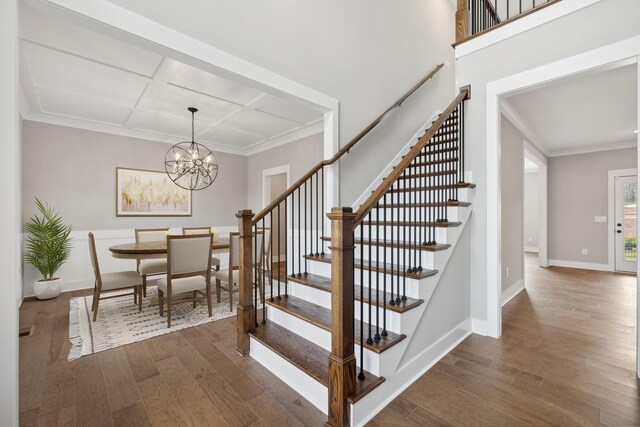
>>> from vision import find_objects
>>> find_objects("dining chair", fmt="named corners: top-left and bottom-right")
top-left (88, 232), bottom-right (143, 321)
top-left (213, 230), bottom-right (265, 312)
top-left (182, 226), bottom-right (221, 271)
top-left (135, 228), bottom-right (170, 297)
top-left (157, 234), bottom-right (213, 328)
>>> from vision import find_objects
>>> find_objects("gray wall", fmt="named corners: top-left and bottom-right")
top-left (549, 147), bottom-right (637, 265)
top-left (458, 0), bottom-right (640, 322)
top-left (501, 115), bottom-right (524, 294)
top-left (524, 171), bottom-right (539, 249)
top-left (246, 133), bottom-right (323, 213)
top-left (22, 121), bottom-right (247, 231)
top-left (106, 0), bottom-right (458, 207)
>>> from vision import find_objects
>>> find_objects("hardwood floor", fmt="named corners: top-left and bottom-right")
top-left (370, 253), bottom-right (639, 426)
top-left (18, 262), bottom-right (326, 427)
top-left (19, 256), bottom-right (639, 426)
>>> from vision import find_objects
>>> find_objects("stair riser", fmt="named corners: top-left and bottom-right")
top-left (266, 305), bottom-right (403, 376)
top-left (361, 206), bottom-right (461, 222)
top-left (395, 177), bottom-right (464, 188)
top-left (381, 188), bottom-right (471, 203)
top-left (328, 245), bottom-right (441, 271)
top-left (358, 226), bottom-right (451, 244)
top-left (287, 280), bottom-right (412, 329)
top-left (307, 262), bottom-right (423, 300)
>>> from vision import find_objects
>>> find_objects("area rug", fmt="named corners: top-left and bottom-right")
top-left (68, 286), bottom-right (238, 360)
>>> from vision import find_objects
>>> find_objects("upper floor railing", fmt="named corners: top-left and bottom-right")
top-left (455, 0), bottom-right (560, 45)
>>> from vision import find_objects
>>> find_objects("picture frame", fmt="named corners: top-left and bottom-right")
top-left (116, 167), bottom-right (192, 217)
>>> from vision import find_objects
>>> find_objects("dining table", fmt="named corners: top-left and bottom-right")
top-left (108, 237), bottom-right (230, 259)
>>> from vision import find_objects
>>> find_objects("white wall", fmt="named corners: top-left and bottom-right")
top-left (0, 0), bottom-right (20, 424)
top-left (102, 0), bottom-right (458, 206)
top-left (457, 0), bottom-right (640, 329)
top-left (524, 171), bottom-right (539, 250)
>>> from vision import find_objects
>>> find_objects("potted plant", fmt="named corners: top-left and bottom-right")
top-left (24, 198), bottom-right (72, 300)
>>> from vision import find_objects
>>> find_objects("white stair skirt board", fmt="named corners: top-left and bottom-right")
top-left (501, 279), bottom-right (525, 307)
top-left (350, 318), bottom-right (472, 427)
top-left (249, 336), bottom-right (328, 414)
top-left (548, 259), bottom-right (612, 272)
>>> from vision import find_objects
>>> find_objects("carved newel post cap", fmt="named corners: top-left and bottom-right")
top-left (327, 207), bottom-right (356, 220)
top-left (236, 209), bottom-right (254, 218)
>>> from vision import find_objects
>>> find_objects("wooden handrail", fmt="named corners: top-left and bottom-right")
top-left (353, 88), bottom-right (469, 225)
top-left (251, 63), bottom-right (445, 225)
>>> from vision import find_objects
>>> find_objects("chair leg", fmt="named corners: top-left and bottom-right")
top-left (192, 291), bottom-right (197, 309)
top-left (93, 296), bottom-right (100, 322)
top-left (159, 290), bottom-right (164, 316)
top-left (228, 284), bottom-right (233, 312)
top-left (134, 286), bottom-right (138, 305)
top-left (167, 292), bottom-right (172, 328)
top-left (142, 275), bottom-right (147, 297)
top-left (216, 279), bottom-right (221, 303)
top-left (138, 286), bottom-right (143, 312)
top-left (206, 283), bottom-right (213, 317)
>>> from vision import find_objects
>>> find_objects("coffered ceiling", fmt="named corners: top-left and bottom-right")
top-left (19, 5), bottom-right (324, 156)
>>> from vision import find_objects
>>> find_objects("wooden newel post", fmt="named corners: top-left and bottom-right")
top-left (327, 207), bottom-right (357, 427)
top-left (236, 209), bottom-right (255, 356)
top-left (455, 0), bottom-right (468, 44)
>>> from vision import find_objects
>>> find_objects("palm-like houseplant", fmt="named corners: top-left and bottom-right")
top-left (24, 198), bottom-right (72, 299)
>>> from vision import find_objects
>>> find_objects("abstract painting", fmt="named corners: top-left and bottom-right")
top-left (116, 167), bottom-right (192, 216)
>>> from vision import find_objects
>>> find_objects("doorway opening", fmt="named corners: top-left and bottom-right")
top-left (263, 165), bottom-right (290, 277)
top-left (609, 169), bottom-right (639, 273)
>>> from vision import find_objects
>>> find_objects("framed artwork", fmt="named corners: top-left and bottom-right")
top-left (116, 167), bottom-right (192, 217)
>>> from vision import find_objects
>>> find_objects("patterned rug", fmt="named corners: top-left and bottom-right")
top-left (68, 286), bottom-right (238, 360)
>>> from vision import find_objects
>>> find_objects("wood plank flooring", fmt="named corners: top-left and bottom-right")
top-left (19, 264), bottom-right (326, 427)
top-left (20, 256), bottom-right (639, 426)
top-left (369, 253), bottom-right (639, 426)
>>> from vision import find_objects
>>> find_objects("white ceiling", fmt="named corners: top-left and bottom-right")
top-left (503, 62), bottom-right (638, 157)
top-left (19, 5), bottom-right (324, 156)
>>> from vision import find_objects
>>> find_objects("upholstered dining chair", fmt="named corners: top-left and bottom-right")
top-left (182, 226), bottom-right (221, 271)
top-left (135, 228), bottom-right (170, 297)
top-left (213, 230), bottom-right (265, 312)
top-left (88, 232), bottom-right (143, 321)
top-left (157, 234), bottom-right (213, 328)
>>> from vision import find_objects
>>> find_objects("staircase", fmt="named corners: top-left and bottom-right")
top-left (235, 66), bottom-right (474, 426)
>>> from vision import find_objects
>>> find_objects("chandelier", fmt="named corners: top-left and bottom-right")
top-left (165, 107), bottom-right (218, 191)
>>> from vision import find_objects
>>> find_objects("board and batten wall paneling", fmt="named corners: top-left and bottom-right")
top-left (500, 114), bottom-right (524, 297)
top-left (21, 120), bottom-right (247, 230)
top-left (549, 147), bottom-right (637, 265)
top-left (524, 171), bottom-right (539, 250)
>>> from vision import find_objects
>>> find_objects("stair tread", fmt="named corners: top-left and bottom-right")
top-left (320, 236), bottom-right (451, 252)
top-left (396, 169), bottom-right (457, 180)
top-left (250, 322), bottom-right (385, 404)
top-left (361, 220), bottom-right (462, 228)
top-left (387, 182), bottom-right (476, 193)
top-left (288, 273), bottom-right (424, 313)
top-left (376, 201), bottom-right (471, 208)
top-left (266, 295), bottom-right (407, 353)
top-left (304, 254), bottom-right (437, 280)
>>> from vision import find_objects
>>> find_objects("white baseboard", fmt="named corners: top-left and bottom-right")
top-left (548, 259), bottom-right (612, 272)
top-left (351, 318), bottom-right (472, 426)
top-left (471, 318), bottom-right (487, 336)
top-left (524, 246), bottom-right (539, 253)
top-left (501, 279), bottom-right (524, 306)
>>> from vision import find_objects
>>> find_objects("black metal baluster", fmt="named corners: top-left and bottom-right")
top-left (309, 174), bottom-right (314, 259)
top-left (277, 204), bottom-right (281, 300)
top-left (520, 0), bottom-right (522, 14)
top-left (358, 224), bottom-right (365, 380)
top-left (284, 197), bottom-right (288, 297)
top-left (321, 167), bottom-right (325, 256)
top-left (396, 176), bottom-right (401, 305)
top-left (382, 194), bottom-right (388, 337)
top-left (262, 218), bottom-right (266, 324)
top-left (375, 202), bottom-right (381, 342)
top-left (315, 170), bottom-right (320, 256)
top-left (254, 224), bottom-right (258, 327)
top-left (389, 183), bottom-right (395, 307)
top-left (507, 0), bottom-right (510, 20)
top-left (402, 168), bottom-right (407, 302)
top-left (461, 100), bottom-right (466, 184)
top-left (297, 188), bottom-right (301, 277)
top-left (472, 0), bottom-right (476, 34)
top-left (304, 181), bottom-right (308, 276)
top-left (270, 213), bottom-right (274, 302)
top-left (367, 213), bottom-right (373, 345)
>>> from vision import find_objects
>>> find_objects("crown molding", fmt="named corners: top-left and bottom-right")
top-left (244, 120), bottom-right (323, 156)
top-left (548, 140), bottom-right (637, 157)
top-left (500, 99), bottom-right (549, 155)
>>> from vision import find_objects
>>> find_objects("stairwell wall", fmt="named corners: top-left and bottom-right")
top-left (457, 0), bottom-right (640, 328)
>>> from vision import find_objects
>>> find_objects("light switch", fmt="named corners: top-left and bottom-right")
top-left (595, 216), bottom-right (607, 223)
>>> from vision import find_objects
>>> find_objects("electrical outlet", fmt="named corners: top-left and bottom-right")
top-left (582, 248), bottom-right (588, 255)
top-left (505, 267), bottom-right (509, 278)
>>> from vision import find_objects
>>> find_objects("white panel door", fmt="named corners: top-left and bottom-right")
top-left (614, 175), bottom-right (638, 273)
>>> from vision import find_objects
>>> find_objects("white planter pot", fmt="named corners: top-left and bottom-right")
top-left (34, 278), bottom-right (62, 300)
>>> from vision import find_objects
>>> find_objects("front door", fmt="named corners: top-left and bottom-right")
top-left (614, 175), bottom-right (638, 273)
